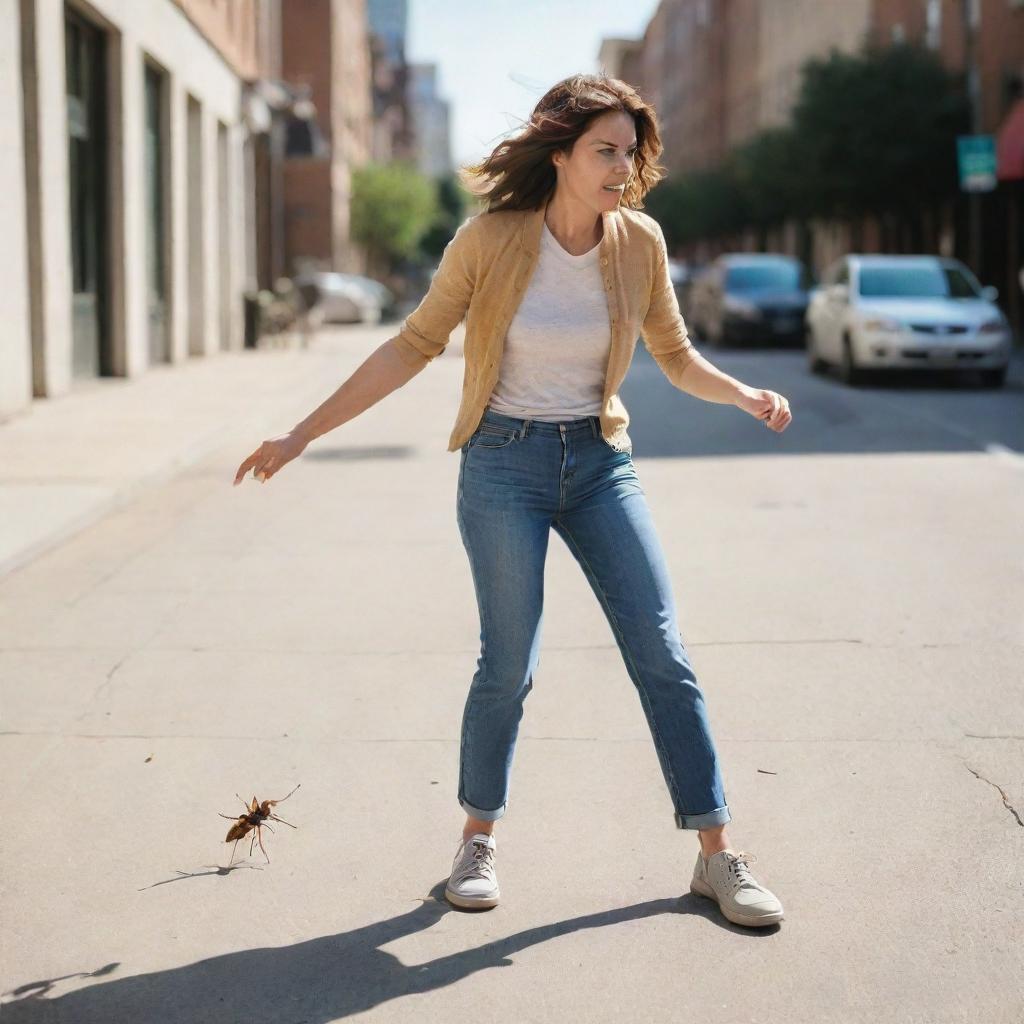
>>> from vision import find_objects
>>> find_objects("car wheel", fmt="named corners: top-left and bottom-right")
top-left (806, 326), bottom-right (828, 375)
top-left (979, 366), bottom-right (1007, 388)
top-left (839, 333), bottom-right (866, 386)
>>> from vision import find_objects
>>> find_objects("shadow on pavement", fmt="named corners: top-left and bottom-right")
top-left (1, 882), bottom-right (773, 1023)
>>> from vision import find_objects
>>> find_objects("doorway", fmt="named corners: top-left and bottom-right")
top-left (144, 61), bottom-right (169, 364)
top-left (65, 6), bottom-right (110, 378)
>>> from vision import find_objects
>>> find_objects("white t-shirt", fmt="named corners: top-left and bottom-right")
top-left (487, 220), bottom-right (611, 421)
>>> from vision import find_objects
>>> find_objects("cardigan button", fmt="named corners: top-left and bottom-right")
top-left (600, 257), bottom-right (608, 266)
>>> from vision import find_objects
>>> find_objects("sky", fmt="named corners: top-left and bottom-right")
top-left (406, 0), bottom-right (662, 168)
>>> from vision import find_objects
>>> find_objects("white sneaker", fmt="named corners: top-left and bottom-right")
top-left (690, 848), bottom-right (784, 927)
top-left (444, 832), bottom-right (499, 909)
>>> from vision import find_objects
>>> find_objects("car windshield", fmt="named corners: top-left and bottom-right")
top-left (725, 263), bottom-right (802, 291)
top-left (858, 265), bottom-right (980, 299)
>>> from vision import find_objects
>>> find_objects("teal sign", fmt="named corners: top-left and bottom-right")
top-left (957, 135), bottom-right (997, 193)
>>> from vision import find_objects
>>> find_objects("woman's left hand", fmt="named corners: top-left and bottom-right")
top-left (735, 386), bottom-right (792, 433)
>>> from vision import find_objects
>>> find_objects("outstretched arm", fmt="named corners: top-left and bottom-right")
top-left (640, 227), bottom-right (791, 431)
top-left (289, 338), bottom-right (424, 444)
top-left (233, 218), bottom-right (481, 484)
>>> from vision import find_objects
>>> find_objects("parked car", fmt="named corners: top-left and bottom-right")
top-left (806, 254), bottom-right (1011, 387)
top-left (292, 271), bottom-right (396, 324)
top-left (686, 253), bottom-right (814, 347)
top-left (348, 275), bottom-right (398, 320)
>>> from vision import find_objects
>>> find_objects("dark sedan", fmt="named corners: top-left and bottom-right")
top-left (687, 254), bottom-right (815, 347)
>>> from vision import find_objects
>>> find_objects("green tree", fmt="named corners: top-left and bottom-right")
top-left (417, 175), bottom-right (471, 259)
top-left (790, 43), bottom-right (968, 234)
top-left (728, 125), bottom-right (809, 228)
top-left (645, 165), bottom-right (748, 247)
top-left (350, 161), bottom-right (440, 276)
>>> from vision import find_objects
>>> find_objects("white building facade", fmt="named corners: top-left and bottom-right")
top-left (2, 0), bottom-right (261, 420)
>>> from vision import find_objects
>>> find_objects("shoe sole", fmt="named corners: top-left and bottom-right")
top-left (689, 878), bottom-right (784, 928)
top-left (444, 885), bottom-right (499, 909)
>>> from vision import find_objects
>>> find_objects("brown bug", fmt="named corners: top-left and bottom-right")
top-left (219, 783), bottom-right (300, 865)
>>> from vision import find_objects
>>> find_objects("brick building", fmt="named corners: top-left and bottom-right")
top-left (603, 0), bottom-right (1024, 319)
top-left (280, 0), bottom-right (373, 275)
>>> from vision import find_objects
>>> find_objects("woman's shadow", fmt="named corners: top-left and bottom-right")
top-left (1, 875), bottom-right (767, 1023)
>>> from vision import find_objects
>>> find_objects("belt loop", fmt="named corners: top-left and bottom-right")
top-left (521, 418), bottom-right (531, 439)
top-left (589, 416), bottom-right (599, 438)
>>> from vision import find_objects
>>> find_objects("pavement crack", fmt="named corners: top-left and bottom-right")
top-left (963, 763), bottom-right (1024, 827)
top-left (72, 652), bottom-right (132, 724)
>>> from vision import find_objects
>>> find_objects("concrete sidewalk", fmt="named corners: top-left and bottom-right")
top-left (0, 327), bottom-right (389, 577)
top-left (1, 323), bottom-right (1021, 1023)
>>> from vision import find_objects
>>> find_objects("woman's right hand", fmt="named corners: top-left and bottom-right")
top-left (233, 429), bottom-right (310, 486)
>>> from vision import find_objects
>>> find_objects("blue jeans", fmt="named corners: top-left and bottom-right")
top-left (455, 408), bottom-right (732, 831)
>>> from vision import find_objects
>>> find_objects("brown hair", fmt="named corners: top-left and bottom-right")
top-left (458, 74), bottom-right (666, 213)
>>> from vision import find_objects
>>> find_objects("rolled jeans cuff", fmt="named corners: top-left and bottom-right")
top-left (459, 796), bottom-right (507, 822)
top-left (675, 805), bottom-right (731, 830)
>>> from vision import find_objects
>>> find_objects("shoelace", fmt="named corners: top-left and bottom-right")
top-left (724, 850), bottom-right (760, 888)
top-left (454, 838), bottom-right (495, 881)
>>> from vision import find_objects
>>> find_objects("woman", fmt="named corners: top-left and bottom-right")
top-left (234, 75), bottom-right (792, 928)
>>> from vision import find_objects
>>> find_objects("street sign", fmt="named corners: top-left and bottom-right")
top-left (957, 135), bottom-right (997, 192)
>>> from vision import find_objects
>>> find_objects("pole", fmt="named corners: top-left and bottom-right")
top-left (1008, 185), bottom-right (1021, 344)
top-left (962, 0), bottom-right (982, 275)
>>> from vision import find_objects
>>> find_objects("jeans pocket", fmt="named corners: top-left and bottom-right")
top-left (472, 424), bottom-right (519, 449)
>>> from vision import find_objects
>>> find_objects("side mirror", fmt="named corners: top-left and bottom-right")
top-left (980, 285), bottom-right (999, 302)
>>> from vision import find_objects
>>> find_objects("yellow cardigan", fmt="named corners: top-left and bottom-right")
top-left (390, 195), bottom-right (698, 453)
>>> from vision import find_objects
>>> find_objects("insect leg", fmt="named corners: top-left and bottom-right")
top-left (268, 813), bottom-right (297, 829)
top-left (256, 824), bottom-right (270, 863)
top-left (271, 783), bottom-right (301, 805)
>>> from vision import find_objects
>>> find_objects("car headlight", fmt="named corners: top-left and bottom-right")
top-left (861, 316), bottom-right (905, 333)
top-left (978, 319), bottom-right (1006, 335)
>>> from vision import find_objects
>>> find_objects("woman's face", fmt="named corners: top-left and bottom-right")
top-left (551, 110), bottom-right (637, 214)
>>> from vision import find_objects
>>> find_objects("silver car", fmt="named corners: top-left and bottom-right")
top-left (293, 271), bottom-right (393, 325)
top-left (806, 255), bottom-right (1011, 387)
